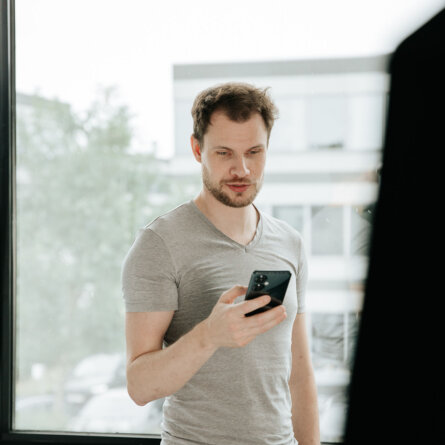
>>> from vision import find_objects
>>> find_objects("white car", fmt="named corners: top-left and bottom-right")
top-left (68, 387), bottom-right (164, 434)
top-left (63, 353), bottom-right (126, 414)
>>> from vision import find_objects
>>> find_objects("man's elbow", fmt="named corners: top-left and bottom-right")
top-left (126, 367), bottom-right (153, 406)
top-left (127, 382), bottom-right (152, 406)
top-left (132, 396), bottom-right (150, 407)
top-left (126, 360), bottom-right (168, 405)
top-left (127, 374), bottom-right (166, 406)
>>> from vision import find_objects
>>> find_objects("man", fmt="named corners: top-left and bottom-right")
top-left (122, 82), bottom-right (320, 445)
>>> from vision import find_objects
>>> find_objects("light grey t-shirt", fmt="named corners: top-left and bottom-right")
top-left (122, 200), bottom-right (308, 445)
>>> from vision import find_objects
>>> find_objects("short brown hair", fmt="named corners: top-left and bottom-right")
top-left (191, 82), bottom-right (279, 148)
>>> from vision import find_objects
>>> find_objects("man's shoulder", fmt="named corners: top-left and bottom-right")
top-left (143, 200), bottom-right (196, 238)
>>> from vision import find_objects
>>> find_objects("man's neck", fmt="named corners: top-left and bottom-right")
top-left (193, 191), bottom-right (259, 245)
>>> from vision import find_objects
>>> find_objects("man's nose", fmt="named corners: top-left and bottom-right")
top-left (230, 156), bottom-right (250, 177)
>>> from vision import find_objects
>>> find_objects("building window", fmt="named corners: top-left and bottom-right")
top-left (311, 205), bottom-right (344, 255)
top-left (311, 311), bottom-right (361, 443)
top-left (174, 99), bottom-right (193, 155)
top-left (271, 97), bottom-right (306, 152)
top-left (350, 203), bottom-right (375, 256)
top-left (307, 95), bottom-right (347, 150)
top-left (346, 93), bottom-right (387, 151)
top-left (273, 205), bottom-right (305, 232)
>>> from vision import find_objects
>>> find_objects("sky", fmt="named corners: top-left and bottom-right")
top-left (15, 0), bottom-right (445, 157)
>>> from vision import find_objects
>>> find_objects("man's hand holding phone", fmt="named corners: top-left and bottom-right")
top-left (203, 285), bottom-right (287, 349)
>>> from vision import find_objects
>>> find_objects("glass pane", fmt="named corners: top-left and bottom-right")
top-left (346, 94), bottom-right (387, 150)
top-left (272, 97), bottom-right (306, 151)
top-left (14, 0), bottom-right (389, 441)
top-left (174, 99), bottom-right (194, 156)
top-left (307, 95), bottom-right (347, 150)
top-left (14, 91), bottom-right (176, 432)
top-left (311, 206), bottom-right (344, 255)
top-left (312, 312), bottom-right (360, 443)
top-left (350, 203), bottom-right (375, 256)
top-left (273, 206), bottom-right (304, 232)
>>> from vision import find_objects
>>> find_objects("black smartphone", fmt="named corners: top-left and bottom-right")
top-left (244, 270), bottom-right (292, 317)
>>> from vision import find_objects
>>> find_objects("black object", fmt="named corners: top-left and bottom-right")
top-left (244, 270), bottom-right (291, 317)
top-left (344, 7), bottom-right (445, 445)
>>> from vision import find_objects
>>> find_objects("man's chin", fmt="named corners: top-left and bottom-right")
top-left (213, 191), bottom-right (257, 208)
top-left (224, 199), bottom-right (252, 208)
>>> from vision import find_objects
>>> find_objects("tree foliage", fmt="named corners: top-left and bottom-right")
top-left (16, 88), bottom-right (199, 378)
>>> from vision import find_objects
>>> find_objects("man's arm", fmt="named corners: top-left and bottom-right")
top-left (289, 313), bottom-right (320, 445)
top-left (126, 286), bottom-right (287, 405)
top-left (126, 310), bottom-right (217, 405)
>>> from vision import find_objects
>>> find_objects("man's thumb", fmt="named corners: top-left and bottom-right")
top-left (219, 285), bottom-right (247, 304)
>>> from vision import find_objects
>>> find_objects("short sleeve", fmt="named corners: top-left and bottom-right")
top-left (121, 228), bottom-right (179, 312)
top-left (296, 235), bottom-right (308, 314)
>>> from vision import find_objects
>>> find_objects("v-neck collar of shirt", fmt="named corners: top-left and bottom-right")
top-left (188, 199), bottom-right (263, 252)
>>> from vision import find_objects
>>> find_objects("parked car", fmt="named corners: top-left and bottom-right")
top-left (63, 353), bottom-right (126, 415)
top-left (68, 387), bottom-right (165, 434)
top-left (15, 394), bottom-right (56, 429)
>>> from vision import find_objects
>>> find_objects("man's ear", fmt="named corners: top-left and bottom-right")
top-left (191, 135), bottom-right (202, 163)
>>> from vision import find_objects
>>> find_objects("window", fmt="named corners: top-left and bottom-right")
top-left (174, 99), bottom-right (193, 155)
top-left (346, 93), bottom-right (387, 151)
top-left (307, 95), bottom-right (347, 150)
top-left (273, 205), bottom-right (305, 232)
top-left (2, 1), bottom-right (401, 443)
top-left (350, 203), bottom-right (375, 257)
top-left (271, 97), bottom-right (306, 152)
top-left (312, 312), bottom-right (360, 443)
top-left (311, 205), bottom-right (344, 255)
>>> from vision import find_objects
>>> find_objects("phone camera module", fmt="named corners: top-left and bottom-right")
top-left (254, 283), bottom-right (265, 291)
top-left (256, 274), bottom-right (267, 283)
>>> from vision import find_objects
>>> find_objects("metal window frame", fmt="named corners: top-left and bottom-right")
top-left (1, 0), bottom-right (16, 441)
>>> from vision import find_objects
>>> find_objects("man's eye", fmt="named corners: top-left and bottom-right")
top-left (216, 151), bottom-right (229, 156)
top-left (249, 150), bottom-right (260, 155)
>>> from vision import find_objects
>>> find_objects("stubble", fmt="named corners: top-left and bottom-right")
top-left (201, 164), bottom-right (263, 208)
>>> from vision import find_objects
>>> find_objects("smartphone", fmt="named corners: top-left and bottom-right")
top-left (244, 270), bottom-right (292, 317)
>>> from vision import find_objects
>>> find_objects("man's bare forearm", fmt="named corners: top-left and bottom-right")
top-left (127, 320), bottom-right (217, 405)
top-left (290, 371), bottom-right (320, 445)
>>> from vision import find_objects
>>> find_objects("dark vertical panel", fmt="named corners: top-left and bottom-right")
top-left (344, 8), bottom-right (445, 445)
top-left (0, 0), bottom-right (15, 436)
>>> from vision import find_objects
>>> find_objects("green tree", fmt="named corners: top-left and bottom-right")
top-left (15, 87), bottom-right (199, 386)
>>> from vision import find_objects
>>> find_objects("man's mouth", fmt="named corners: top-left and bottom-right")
top-left (226, 183), bottom-right (251, 192)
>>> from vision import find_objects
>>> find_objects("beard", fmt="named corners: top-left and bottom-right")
top-left (201, 164), bottom-right (263, 208)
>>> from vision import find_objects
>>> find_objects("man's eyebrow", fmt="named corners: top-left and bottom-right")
top-left (212, 144), bottom-right (265, 150)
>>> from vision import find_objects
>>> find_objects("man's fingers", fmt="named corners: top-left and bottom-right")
top-left (219, 285), bottom-right (248, 304)
top-left (243, 305), bottom-right (287, 335)
top-left (238, 294), bottom-right (271, 315)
